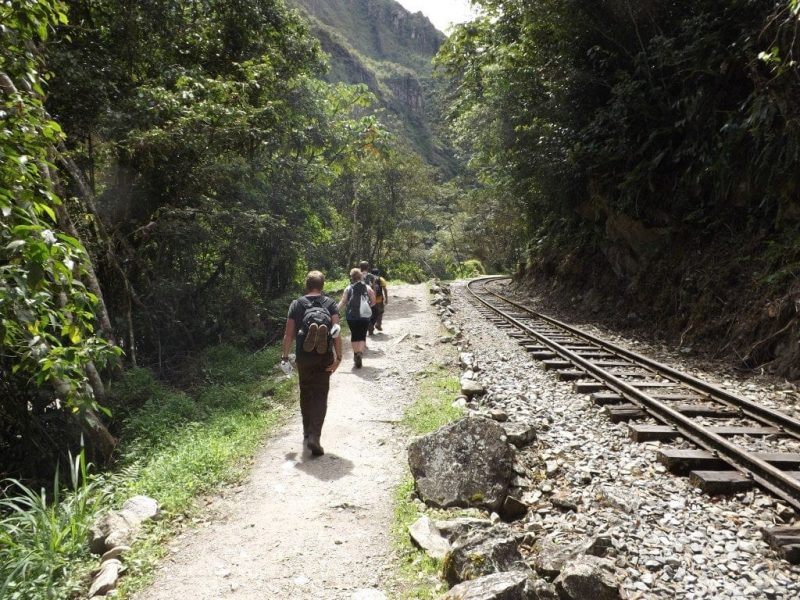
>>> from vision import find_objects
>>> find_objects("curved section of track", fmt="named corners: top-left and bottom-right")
top-left (467, 276), bottom-right (800, 519)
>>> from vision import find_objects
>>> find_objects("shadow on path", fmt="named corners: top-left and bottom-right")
top-left (350, 365), bottom-right (381, 380)
top-left (284, 451), bottom-right (354, 482)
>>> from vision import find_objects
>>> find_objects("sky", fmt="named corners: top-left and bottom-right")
top-left (394, 0), bottom-right (477, 33)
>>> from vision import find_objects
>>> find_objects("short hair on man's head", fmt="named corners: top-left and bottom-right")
top-left (305, 270), bottom-right (325, 291)
top-left (359, 260), bottom-right (369, 271)
top-left (371, 268), bottom-right (379, 276)
top-left (350, 267), bottom-right (362, 282)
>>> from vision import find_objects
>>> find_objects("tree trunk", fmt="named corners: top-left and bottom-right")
top-left (54, 202), bottom-right (117, 345)
top-left (347, 175), bottom-right (360, 266)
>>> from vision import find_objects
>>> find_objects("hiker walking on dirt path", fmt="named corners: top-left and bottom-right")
top-left (367, 268), bottom-right (388, 335)
top-left (358, 260), bottom-right (380, 335)
top-left (281, 271), bottom-right (342, 456)
top-left (339, 267), bottom-right (375, 369)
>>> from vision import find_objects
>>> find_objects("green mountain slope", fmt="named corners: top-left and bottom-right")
top-left (289, 0), bottom-right (453, 171)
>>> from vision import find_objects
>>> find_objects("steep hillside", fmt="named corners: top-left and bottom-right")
top-left (289, 0), bottom-right (454, 171)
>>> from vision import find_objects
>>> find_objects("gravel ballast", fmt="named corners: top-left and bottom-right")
top-left (448, 280), bottom-right (800, 600)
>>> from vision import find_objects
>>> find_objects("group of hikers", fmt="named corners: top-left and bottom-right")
top-left (280, 261), bottom-right (388, 456)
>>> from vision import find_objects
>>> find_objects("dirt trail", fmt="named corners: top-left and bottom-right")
top-left (133, 283), bottom-right (441, 600)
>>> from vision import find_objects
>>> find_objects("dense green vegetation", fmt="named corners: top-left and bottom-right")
top-left (0, 345), bottom-right (294, 599)
top-left (438, 0), bottom-right (800, 375)
top-left (1, 0), bottom-right (465, 485)
top-left (1, 2), bottom-right (473, 592)
top-left (7, 0), bottom-right (800, 595)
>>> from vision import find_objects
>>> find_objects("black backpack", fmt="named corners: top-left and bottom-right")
top-left (365, 272), bottom-right (382, 298)
top-left (347, 281), bottom-right (368, 316)
top-left (297, 297), bottom-right (333, 353)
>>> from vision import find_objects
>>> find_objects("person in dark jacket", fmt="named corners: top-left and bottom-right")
top-left (281, 271), bottom-right (342, 456)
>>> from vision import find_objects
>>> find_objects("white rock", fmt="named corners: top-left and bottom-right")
top-left (351, 590), bottom-right (386, 600)
top-left (88, 559), bottom-right (122, 597)
top-left (408, 516), bottom-right (451, 560)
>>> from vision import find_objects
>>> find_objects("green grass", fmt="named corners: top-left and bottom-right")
top-left (391, 479), bottom-right (446, 600)
top-left (391, 360), bottom-right (464, 599)
top-left (114, 347), bottom-right (294, 515)
top-left (0, 344), bottom-right (295, 599)
top-left (0, 452), bottom-right (108, 600)
top-left (324, 277), bottom-right (351, 297)
top-left (402, 364), bottom-right (463, 435)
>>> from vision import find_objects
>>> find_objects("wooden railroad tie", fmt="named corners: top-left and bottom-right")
top-left (528, 350), bottom-right (558, 360)
top-left (561, 344), bottom-right (602, 350)
top-left (627, 424), bottom-right (780, 443)
top-left (590, 392), bottom-right (703, 406)
top-left (573, 381), bottom-right (679, 394)
top-left (658, 449), bottom-right (800, 475)
top-left (689, 470), bottom-right (755, 495)
top-left (603, 403), bottom-right (740, 423)
top-left (558, 369), bottom-right (656, 382)
top-left (762, 527), bottom-right (800, 564)
top-left (542, 360), bottom-right (574, 370)
top-left (542, 359), bottom-right (636, 370)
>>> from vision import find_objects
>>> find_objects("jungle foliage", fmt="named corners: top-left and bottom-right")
top-left (1, 0), bottom-right (457, 481)
top-left (438, 0), bottom-right (800, 371)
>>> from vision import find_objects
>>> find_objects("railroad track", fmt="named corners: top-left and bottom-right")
top-left (467, 276), bottom-right (800, 563)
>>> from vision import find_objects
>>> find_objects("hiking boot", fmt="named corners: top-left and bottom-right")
top-left (302, 323), bottom-right (319, 353)
top-left (376, 325), bottom-right (382, 331)
top-left (306, 435), bottom-right (324, 456)
top-left (315, 324), bottom-right (329, 354)
top-left (354, 352), bottom-right (363, 368)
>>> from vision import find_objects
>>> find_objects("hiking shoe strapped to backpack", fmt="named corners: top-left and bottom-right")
top-left (298, 298), bottom-right (333, 355)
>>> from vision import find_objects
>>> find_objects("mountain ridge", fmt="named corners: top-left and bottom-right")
top-left (288, 0), bottom-right (453, 171)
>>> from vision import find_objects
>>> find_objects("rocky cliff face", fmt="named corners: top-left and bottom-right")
top-left (292, 0), bottom-right (443, 66)
top-left (289, 0), bottom-right (452, 170)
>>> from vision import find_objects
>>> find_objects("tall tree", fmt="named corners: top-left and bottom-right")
top-left (1, 0), bottom-right (120, 467)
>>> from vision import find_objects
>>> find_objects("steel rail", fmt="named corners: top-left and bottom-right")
top-left (471, 277), bottom-right (800, 439)
top-left (467, 277), bottom-right (800, 511)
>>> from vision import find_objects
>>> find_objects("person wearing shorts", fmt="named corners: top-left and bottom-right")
top-left (338, 267), bottom-right (375, 369)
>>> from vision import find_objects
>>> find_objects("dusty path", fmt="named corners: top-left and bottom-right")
top-left (134, 284), bottom-right (442, 600)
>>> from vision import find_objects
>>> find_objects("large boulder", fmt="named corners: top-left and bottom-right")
top-left (459, 352), bottom-right (477, 370)
top-left (528, 578), bottom-right (559, 600)
top-left (554, 557), bottom-right (622, 600)
top-left (443, 525), bottom-right (525, 585)
top-left (410, 516), bottom-right (498, 562)
top-left (441, 571), bottom-right (529, 600)
top-left (408, 417), bottom-right (516, 512)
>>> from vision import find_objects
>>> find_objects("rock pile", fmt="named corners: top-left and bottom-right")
top-left (431, 281), bottom-right (462, 344)
top-left (405, 280), bottom-right (627, 600)
top-left (417, 280), bottom-right (800, 600)
top-left (87, 495), bottom-right (160, 597)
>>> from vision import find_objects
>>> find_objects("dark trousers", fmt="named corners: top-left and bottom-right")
top-left (296, 353), bottom-right (333, 439)
top-left (370, 304), bottom-right (385, 331)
